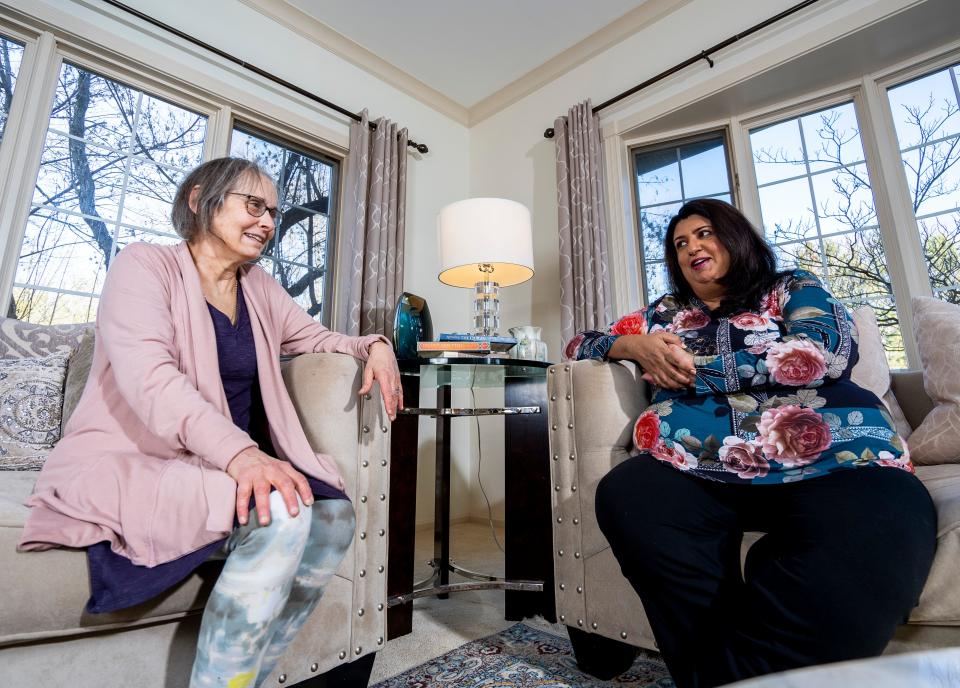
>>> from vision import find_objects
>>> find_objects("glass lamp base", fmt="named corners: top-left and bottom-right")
top-left (473, 280), bottom-right (500, 336)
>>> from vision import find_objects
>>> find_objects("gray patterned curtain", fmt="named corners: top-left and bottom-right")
top-left (554, 99), bottom-right (612, 344)
top-left (335, 109), bottom-right (408, 336)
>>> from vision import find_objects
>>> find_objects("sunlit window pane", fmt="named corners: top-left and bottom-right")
top-left (887, 61), bottom-right (960, 306)
top-left (800, 103), bottom-right (865, 172)
top-left (636, 148), bottom-right (681, 206)
top-left (750, 120), bottom-right (806, 184)
top-left (632, 133), bottom-right (732, 303)
top-left (17, 62), bottom-right (207, 324)
top-left (750, 101), bottom-right (903, 367)
top-left (231, 126), bottom-right (338, 322)
top-left (14, 288), bottom-right (98, 326)
top-left (757, 177), bottom-right (817, 241)
top-left (644, 262), bottom-right (670, 301)
top-left (0, 36), bottom-right (26, 145)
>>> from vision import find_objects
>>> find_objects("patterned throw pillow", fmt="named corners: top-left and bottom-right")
top-left (0, 353), bottom-right (69, 470)
top-left (0, 317), bottom-right (89, 358)
top-left (908, 296), bottom-right (960, 465)
top-left (849, 306), bottom-right (912, 438)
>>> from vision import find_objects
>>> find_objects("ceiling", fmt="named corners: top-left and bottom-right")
top-left (284, 0), bottom-right (649, 108)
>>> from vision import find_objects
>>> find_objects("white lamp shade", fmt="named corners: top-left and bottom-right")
top-left (437, 197), bottom-right (534, 287)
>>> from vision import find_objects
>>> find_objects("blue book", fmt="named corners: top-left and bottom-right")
top-left (438, 333), bottom-right (517, 345)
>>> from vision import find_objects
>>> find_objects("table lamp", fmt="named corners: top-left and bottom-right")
top-left (437, 198), bottom-right (534, 336)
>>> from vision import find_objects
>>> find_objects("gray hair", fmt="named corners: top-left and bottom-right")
top-left (171, 157), bottom-right (274, 242)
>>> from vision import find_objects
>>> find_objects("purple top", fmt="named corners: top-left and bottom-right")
top-left (85, 283), bottom-right (348, 613)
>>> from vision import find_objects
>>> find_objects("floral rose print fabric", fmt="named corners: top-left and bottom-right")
top-left (568, 270), bottom-right (913, 484)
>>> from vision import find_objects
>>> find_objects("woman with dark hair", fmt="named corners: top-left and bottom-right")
top-left (19, 157), bottom-right (402, 687)
top-left (566, 198), bottom-right (936, 687)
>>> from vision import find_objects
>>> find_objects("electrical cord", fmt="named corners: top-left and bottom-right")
top-left (470, 365), bottom-right (505, 553)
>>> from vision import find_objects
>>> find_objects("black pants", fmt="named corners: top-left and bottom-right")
top-left (595, 456), bottom-right (937, 688)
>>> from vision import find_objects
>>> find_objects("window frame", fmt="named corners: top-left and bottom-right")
top-left (628, 128), bottom-right (736, 303)
top-left (0, 8), bottom-right (349, 324)
top-left (613, 42), bottom-right (960, 370)
top-left (229, 121), bottom-right (341, 327)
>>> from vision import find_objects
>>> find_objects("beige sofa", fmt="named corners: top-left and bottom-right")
top-left (0, 321), bottom-right (392, 687)
top-left (547, 358), bottom-right (960, 671)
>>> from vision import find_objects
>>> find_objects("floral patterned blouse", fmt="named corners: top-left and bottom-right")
top-left (565, 269), bottom-right (913, 484)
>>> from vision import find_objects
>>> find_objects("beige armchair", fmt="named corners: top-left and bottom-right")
top-left (547, 358), bottom-right (960, 678)
top-left (1, 327), bottom-right (391, 688)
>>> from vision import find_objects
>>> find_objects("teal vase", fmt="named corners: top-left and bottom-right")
top-left (393, 292), bottom-right (433, 360)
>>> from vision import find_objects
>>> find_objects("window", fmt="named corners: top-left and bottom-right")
top-left (0, 35), bottom-right (25, 144)
top-left (633, 133), bottom-right (733, 302)
top-left (17, 62), bottom-right (207, 323)
top-left (748, 102), bottom-right (905, 367)
top-left (887, 61), bottom-right (960, 305)
top-left (231, 126), bottom-right (337, 321)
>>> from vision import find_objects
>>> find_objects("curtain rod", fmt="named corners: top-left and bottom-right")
top-left (543, 0), bottom-right (820, 139)
top-left (101, 0), bottom-right (429, 154)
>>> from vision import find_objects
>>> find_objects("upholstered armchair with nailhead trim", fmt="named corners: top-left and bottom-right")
top-left (1, 319), bottom-right (391, 688)
top-left (548, 357), bottom-right (960, 680)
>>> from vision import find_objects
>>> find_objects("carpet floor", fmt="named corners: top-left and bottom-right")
top-left (371, 622), bottom-right (675, 687)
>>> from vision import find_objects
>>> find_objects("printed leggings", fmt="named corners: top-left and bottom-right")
top-left (190, 492), bottom-right (356, 688)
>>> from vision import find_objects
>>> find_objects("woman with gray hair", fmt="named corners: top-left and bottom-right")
top-left (19, 157), bottom-right (403, 687)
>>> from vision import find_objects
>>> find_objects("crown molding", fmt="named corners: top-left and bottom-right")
top-left (237, 0), bottom-right (470, 126)
top-left (466, 0), bottom-right (694, 125)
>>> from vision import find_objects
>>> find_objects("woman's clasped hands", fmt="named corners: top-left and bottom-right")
top-left (610, 331), bottom-right (697, 390)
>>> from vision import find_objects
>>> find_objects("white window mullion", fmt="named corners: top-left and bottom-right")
top-left (603, 129), bottom-right (642, 314)
top-left (0, 30), bottom-right (60, 313)
top-left (729, 116), bottom-right (763, 229)
top-left (857, 79), bottom-right (931, 368)
top-left (204, 104), bottom-right (233, 160)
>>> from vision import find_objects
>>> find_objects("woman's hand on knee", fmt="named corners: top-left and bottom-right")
top-left (226, 448), bottom-right (313, 526)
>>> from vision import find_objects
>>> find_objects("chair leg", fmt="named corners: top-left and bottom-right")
top-left (291, 652), bottom-right (376, 687)
top-left (567, 625), bottom-right (638, 680)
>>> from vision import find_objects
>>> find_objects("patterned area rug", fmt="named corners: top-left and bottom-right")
top-left (372, 622), bottom-right (675, 687)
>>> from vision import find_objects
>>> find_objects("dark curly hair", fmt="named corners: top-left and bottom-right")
top-left (663, 198), bottom-right (783, 316)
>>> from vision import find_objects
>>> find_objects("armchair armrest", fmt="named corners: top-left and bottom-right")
top-left (548, 359), bottom-right (654, 646)
top-left (280, 353), bottom-right (391, 676)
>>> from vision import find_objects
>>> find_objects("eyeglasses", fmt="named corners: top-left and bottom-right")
top-left (225, 192), bottom-right (283, 226)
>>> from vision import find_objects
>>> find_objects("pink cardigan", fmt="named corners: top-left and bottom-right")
top-left (18, 242), bottom-right (386, 566)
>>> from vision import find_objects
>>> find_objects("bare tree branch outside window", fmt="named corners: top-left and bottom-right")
top-left (16, 62), bottom-right (206, 324)
top-left (747, 67), bottom-right (960, 369)
top-left (231, 127), bottom-right (337, 320)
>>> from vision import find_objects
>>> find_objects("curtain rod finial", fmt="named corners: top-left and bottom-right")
top-left (406, 140), bottom-right (429, 154)
top-left (544, 127), bottom-right (555, 139)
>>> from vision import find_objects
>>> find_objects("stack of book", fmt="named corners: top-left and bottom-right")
top-left (416, 333), bottom-right (517, 358)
